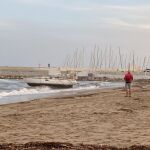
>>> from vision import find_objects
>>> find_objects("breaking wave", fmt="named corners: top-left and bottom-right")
top-left (0, 79), bottom-right (123, 105)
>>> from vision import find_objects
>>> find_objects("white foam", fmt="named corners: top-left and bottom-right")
top-left (0, 81), bottom-right (124, 99)
top-left (0, 86), bottom-right (96, 98)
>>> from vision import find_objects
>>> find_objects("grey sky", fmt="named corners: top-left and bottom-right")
top-left (0, 0), bottom-right (150, 67)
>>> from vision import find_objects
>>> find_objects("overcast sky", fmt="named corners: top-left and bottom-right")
top-left (0, 0), bottom-right (150, 67)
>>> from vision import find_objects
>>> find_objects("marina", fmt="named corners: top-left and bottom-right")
top-left (1, 0), bottom-right (150, 149)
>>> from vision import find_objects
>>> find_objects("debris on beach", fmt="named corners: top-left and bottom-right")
top-left (0, 142), bottom-right (150, 150)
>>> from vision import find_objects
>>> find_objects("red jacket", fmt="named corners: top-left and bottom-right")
top-left (124, 72), bottom-right (133, 83)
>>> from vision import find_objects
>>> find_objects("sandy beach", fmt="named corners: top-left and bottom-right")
top-left (0, 80), bottom-right (150, 149)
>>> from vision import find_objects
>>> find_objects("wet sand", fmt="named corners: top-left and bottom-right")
top-left (0, 80), bottom-right (150, 149)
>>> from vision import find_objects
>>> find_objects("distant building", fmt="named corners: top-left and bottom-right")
top-left (48, 70), bottom-right (61, 78)
top-left (88, 73), bottom-right (95, 80)
top-left (48, 64), bottom-right (50, 68)
top-left (144, 68), bottom-right (150, 72)
top-left (76, 72), bottom-right (89, 81)
top-left (77, 72), bottom-right (96, 81)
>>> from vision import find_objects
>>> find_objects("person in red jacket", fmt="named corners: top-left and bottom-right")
top-left (124, 71), bottom-right (133, 97)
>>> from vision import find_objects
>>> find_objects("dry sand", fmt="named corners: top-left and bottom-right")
top-left (0, 80), bottom-right (150, 149)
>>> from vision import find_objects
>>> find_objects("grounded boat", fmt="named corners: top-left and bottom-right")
top-left (23, 77), bottom-right (77, 88)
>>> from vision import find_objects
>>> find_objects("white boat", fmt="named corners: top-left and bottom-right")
top-left (23, 77), bottom-right (77, 88)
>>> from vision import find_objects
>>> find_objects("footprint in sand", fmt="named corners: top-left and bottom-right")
top-left (133, 98), bottom-right (142, 101)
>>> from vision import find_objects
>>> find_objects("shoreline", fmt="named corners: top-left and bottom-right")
top-left (0, 80), bottom-right (150, 148)
top-left (0, 81), bottom-right (124, 106)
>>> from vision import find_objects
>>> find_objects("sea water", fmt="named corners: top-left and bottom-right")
top-left (0, 79), bottom-right (124, 105)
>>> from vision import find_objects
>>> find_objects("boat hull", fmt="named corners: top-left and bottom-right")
top-left (24, 77), bottom-right (76, 88)
top-left (27, 83), bottom-right (73, 88)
